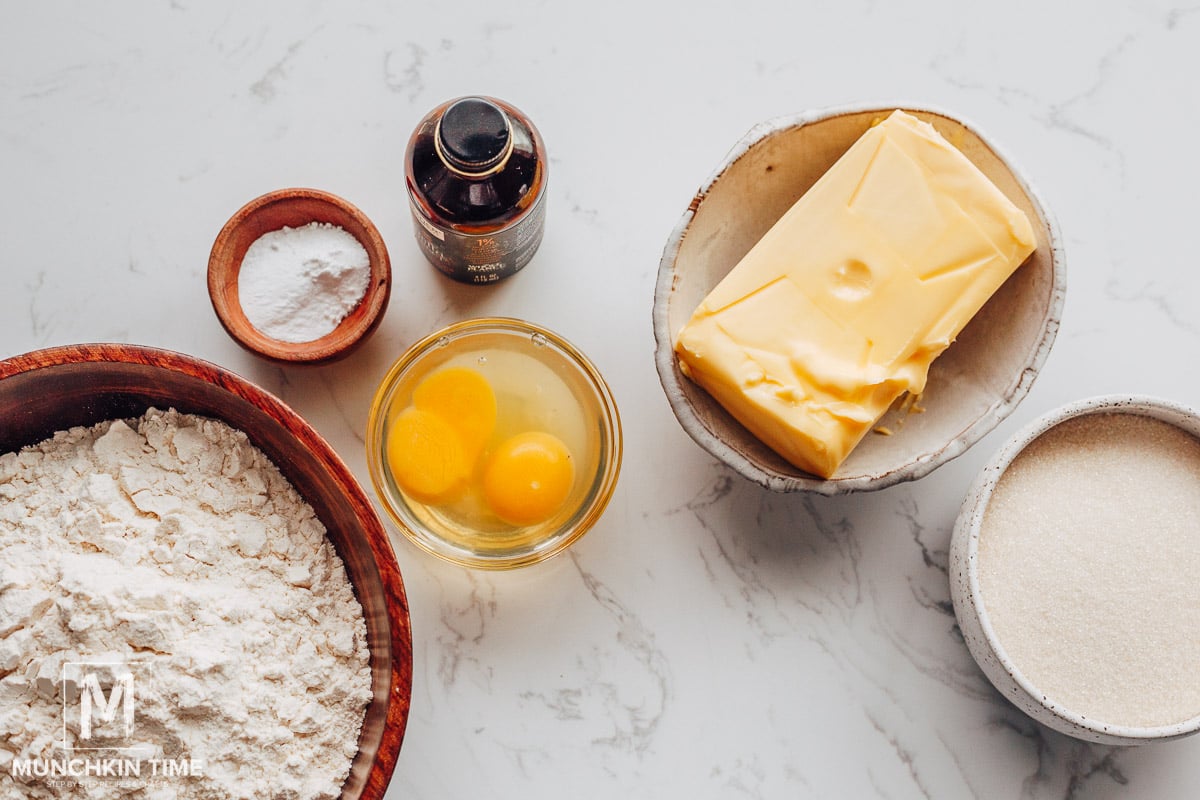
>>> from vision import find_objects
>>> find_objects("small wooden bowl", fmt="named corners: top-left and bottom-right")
top-left (653, 104), bottom-right (1066, 495)
top-left (0, 343), bottom-right (413, 799)
top-left (209, 188), bottom-right (392, 364)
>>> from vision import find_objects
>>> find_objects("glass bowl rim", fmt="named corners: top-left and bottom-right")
top-left (366, 316), bottom-right (623, 569)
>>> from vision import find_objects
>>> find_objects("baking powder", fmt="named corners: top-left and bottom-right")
top-left (238, 222), bottom-right (371, 343)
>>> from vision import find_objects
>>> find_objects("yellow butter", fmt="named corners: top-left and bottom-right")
top-left (674, 110), bottom-right (1036, 478)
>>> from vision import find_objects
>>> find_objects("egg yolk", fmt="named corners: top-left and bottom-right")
top-left (386, 407), bottom-right (471, 504)
top-left (412, 366), bottom-right (496, 459)
top-left (482, 431), bottom-right (575, 526)
top-left (387, 367), bottom-right (576, 528)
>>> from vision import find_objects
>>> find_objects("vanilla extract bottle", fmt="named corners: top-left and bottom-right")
top-left (405, 96), bottom-right (548, 284)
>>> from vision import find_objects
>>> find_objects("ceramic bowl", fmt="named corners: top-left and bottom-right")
top-left (0, 343), bottom-right (413, 798)
top-left (208, 187), bottom-right (391, 364)
top-left (367, 318), bottom-right (622, 570)
top-left (949, 394), bottom-right (1200, 744)
top-left (652, 103), bottom-right (1066, 494)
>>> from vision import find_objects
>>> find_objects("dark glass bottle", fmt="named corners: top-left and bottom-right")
top-left (405, 96), bottom-right (547, 284)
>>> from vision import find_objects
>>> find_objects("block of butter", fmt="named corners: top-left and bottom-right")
top-left (674, 110), bottom-right (1036, 479)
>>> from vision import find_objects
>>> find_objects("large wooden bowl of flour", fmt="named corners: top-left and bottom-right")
top-left (0, 343), bottom-right (412, 799)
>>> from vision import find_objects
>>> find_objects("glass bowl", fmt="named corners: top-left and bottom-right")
top-left (367, 318), bottom-right (622, 569)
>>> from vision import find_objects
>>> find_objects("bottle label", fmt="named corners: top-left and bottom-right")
top-left (409, 191), bottom-right (546, 284)
top-left (413, 210), bottom-right (445, 241)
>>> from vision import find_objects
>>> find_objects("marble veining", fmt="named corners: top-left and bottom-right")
top-left (3, 1), bottom-right (1200, 798)
top-left (383, 44), bottom-right (427, 101)
top-left (250, 37), bottom-right (312, 102)
top-left (1104, 277), bottom-right (1200, 337)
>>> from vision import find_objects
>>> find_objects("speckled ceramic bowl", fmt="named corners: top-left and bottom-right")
top-left (949, 394), bottom-right (1200, 744)
top-left (652, 103), bottom-right (1065, 494)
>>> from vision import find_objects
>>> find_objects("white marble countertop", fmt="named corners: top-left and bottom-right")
top-left (4, 2), bottom-right (1200, 798)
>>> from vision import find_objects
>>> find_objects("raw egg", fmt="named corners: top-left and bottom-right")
top-left (412, 366), bottom-right (496, 459)
top-left (386, 366), bottom-right (498, 504)
top-left (385, 361), bottom-right (580, 533)
top-left (367, 318), bottom-right (620, 569)
top-left (482, 431), bottom-right (575, 526)
top-left (386, 407), bottom-right (471, 504)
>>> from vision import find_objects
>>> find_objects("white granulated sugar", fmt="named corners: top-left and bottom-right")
top-left (238, 222), bottom-right (371, 343)
top-left (0, 408), bottom-right (372, 800)
top-left (979, 413), bottom-right (1200, 729)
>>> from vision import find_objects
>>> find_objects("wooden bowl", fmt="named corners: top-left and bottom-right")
top-left (0, 343), bottom-right (413, 799)
top-left (653, 104), bottom-right (1066, 495)
top-left (209, 188), bottom-right (392, 364)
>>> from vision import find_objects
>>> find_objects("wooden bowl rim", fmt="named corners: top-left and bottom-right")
top-left (652, 102), bottom-right (1067, 495)
top-left (208, 187), bottom-right (392, 365)
top-left (0, 342), bottom-right (412, 797)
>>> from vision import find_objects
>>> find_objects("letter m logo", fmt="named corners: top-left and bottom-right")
top-left (79, 670), bottom-right (135, 740)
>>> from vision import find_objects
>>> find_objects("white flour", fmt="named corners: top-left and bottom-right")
top-left (0, 409), bottom-right (372, 799)
top-left (238, 222), bottom-right (371, 343)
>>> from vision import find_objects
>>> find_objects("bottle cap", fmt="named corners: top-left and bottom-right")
top-left (436, 97), bottom-right (514, 176)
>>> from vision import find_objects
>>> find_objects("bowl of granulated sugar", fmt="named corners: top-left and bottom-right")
top-left (209, 187), bottom-right (391, 364)
top-left (950, 395), bottom-right (1200, 744)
